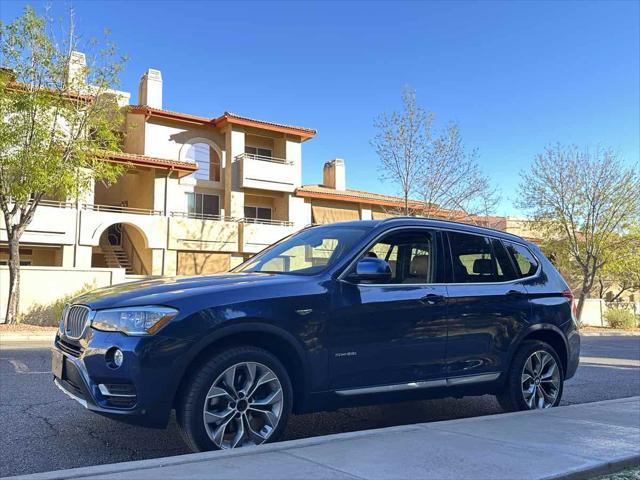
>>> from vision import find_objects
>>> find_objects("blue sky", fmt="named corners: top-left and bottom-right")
top-left (2, 1), bottom-right (639, 216)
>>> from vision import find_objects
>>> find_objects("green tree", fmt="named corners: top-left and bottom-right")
top-left (518, 144), bottom-right (640, 323)
top-left (0, 7), bottom-right (126, 323)
top-left (595, 226), bottom-right (640, 301)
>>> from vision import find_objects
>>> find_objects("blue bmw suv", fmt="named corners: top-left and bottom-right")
top-left (52, 218), bottom-right (580, 451)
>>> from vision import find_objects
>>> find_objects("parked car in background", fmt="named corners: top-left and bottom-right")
top-left (52, 218), bottom-right (580, 451)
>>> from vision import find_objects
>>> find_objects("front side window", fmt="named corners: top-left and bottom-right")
top-left (244, 206), bottom-right (272, 221)
top-left (503, 240), bottom-right (539, 278)
top-left (364, 229), bottom-right (441, 284)
top-left (235, 225), bottom-right (371, 275)
top-left (448, 232), bottom-right (517, 283)
top-left (186, 193), bottom-right (220, 218)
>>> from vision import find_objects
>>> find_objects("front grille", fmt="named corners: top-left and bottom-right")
top-left (55, 336), bottom-right (83, 357)
top-left (62, 305), bottom-right (91, 339)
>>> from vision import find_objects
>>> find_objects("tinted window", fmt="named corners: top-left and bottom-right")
top-left (365, 229), bottom-right (441, 284)
top-left (503, 241), bottom-right (539, 277)
top-left (448, 232), bottom-right (517, 283)
top-left (186, 193), bottom-right (220, 217)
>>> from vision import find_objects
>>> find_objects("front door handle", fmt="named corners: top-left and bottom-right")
top-left (420, 294), bottom-right (445, 305)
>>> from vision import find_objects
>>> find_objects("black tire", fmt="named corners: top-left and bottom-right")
top-left (497, 340), bottom-right (564, 412)
top-left (176, 345), bottom-right (293, 452)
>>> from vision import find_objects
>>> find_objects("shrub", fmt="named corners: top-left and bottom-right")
top-left (604, 308), bottom-right (638, 330)
top-left (20, 282), bottom-right (97, 327)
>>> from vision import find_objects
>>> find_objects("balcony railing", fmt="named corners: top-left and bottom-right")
top-left (169, 212), bottom-right (293, 227)
top-left (240, 217), bottom-right (293, 227)
top-left (170, 212), bottom-right (238, 222)
top-left (82, 203), bottom-right (162, 216)
top-left (236, 153), bottom-right (292, 165)
top-left (39, 199), bottom-right (75, 209)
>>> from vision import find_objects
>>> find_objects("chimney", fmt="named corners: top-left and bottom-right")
top-left (138, 69), bottom-right (162, 108)
top-left (66, 51), bottom-right (86, 86)
top-left (323, 159), bottom-right (346, 191)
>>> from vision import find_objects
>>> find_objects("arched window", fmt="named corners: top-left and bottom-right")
top-left (184, 142), bottom-right (221, 182)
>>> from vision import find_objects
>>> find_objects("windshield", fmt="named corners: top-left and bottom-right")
top-left (235, 225), bottom-right (371, 276)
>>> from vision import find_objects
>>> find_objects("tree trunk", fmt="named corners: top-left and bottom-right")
top-left (5, 231), bottom-right (21, 324)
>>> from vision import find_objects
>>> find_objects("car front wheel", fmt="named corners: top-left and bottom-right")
top-left (177, 345), bottom-right (292, 452)
top-left (497, 340), bottom-right (564, 412)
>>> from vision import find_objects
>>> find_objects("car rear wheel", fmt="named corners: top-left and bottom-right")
top-left (177, 345), bottom-right (292, 452)
top-left (497, 340), bottom-right (564, 412)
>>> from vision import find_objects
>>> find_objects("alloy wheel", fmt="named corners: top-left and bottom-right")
top-left (521, 350), bottom-right (561, 409)
top-left (202, 361), bottom-right (284, 449)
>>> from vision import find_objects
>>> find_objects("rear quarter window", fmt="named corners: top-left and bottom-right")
top-left (503, 241), bottom-right (539, 277)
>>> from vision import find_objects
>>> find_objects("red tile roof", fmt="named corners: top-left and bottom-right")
top-left (129, 105), bottom-right (316, 139)
top-left (105, 151), bottom-right (197, 174)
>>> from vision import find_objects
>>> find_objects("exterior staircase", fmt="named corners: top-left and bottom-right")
top-left (101, 243), bottom-right (134, 274)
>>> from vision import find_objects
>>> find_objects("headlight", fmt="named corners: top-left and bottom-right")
top-left (92, 306), bottom-right (178, 336)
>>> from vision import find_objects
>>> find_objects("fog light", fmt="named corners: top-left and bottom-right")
top-left (113, 349), bottom-right (124, 367)
top-left (106, 347), bottom-right (124, 369)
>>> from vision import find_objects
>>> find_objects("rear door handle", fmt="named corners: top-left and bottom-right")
top-left (507, 290), bottom-right (526, 298)
top-left (421, 294), bottom-right (445, 305)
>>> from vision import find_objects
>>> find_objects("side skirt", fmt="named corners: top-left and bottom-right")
top-left (334, 372), bottom-right (501, 397)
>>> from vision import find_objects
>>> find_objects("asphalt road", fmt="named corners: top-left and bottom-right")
top-left (1, 335), bottom-right (639, 478)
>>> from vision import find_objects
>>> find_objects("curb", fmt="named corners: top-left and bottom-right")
top-left (549, 455), bottom-right (640, 480)
top-left (6, 397), bottom-right (639, 480)
top-left (580, 331), bottom-right (640, 336)
top-left (0, 333), bottom-right (56, 344)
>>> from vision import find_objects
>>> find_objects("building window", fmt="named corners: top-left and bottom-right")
top-left (185, 142), bottom-right (221, 182)
top-left (245, 146), bottom-right (273, 158)
top-left (186, 193), bottom-right (220, 218)
top-left (244, 206), bottom-right (272, 222)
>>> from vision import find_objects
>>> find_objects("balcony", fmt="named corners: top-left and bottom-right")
top-left (241, 220), bottom-right (298, 254)
top-left (237, 153), bottom-right (297, 193)
top-left (168, 212), bottom-right (239, 252)
top-left (0, 200), bottom-right (77, 245)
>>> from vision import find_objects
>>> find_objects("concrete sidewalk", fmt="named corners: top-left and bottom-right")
top-left (7, 397), bottom-right (639, 480)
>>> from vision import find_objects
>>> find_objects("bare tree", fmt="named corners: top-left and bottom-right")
top-left (372, 87), bottom-right (432, 214)
top-left (419, 123), bottom-right (500, 223)
top-left (372, 87), bottom-right (498, 220)
top-left (517, 144), bottom-right (640, 322)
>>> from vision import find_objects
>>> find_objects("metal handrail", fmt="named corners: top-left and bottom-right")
top-left (235, 153), bottom-right (292, 165)
top-left (121, 227), bottom-right (150, 276)
top-left (82, 203), bottom-right (162, 216)
top-left (170, 212), bottom-right (238, 222)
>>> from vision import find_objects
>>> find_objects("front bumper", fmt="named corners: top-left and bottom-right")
top-left (52, 328), bottom-right (192, 428)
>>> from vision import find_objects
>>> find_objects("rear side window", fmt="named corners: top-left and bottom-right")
top-left (447, 232), bottom-right (517, 283)
top-left (503, 241), bottom-right (539, 278)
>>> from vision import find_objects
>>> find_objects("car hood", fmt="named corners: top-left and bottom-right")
top-left (72, 272), bottom-right (298, 310)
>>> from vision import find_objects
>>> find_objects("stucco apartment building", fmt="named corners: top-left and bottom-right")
top-left (0, 55), bottom-right (457, 285)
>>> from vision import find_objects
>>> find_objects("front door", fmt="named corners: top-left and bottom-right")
top-left (444, 232), bottom-right (531, 379)
top-left (329, 228), bottom-right (448, 390)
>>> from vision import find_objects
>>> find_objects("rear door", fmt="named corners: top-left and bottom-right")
top-left (329, 228), bottom-right (448, 390)
top-left (444, 231), bottom-right (530, 379)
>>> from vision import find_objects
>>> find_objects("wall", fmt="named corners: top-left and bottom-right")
top-left (0, 266), bottom-right (127, 323)
top-left (94, 168), bottom-right (155, 210)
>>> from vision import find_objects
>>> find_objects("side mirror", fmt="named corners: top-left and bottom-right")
top-left (348, 257), bottom-right (392, 283)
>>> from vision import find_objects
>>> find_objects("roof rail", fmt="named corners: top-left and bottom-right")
top-left (377, 216), bottom-right (525, 241)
